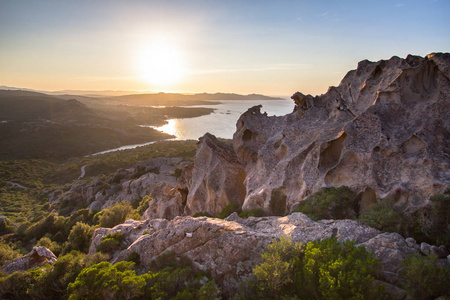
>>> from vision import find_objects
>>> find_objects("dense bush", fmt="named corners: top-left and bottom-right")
top-left (218, 203), bottom-right (241, 219)
top-left (360, 192), bottom-right (450, 248)
top-left (68, 261), bottom-right (145, 300)
top-left (96, 232), bottom-right (125, 254)
top-left (235, 236), bottom-right (383, 300)
top-left (406, 192), bottom-right (450, 247)
top-left (302, 238), bottom-right (382, 299)
top-left (292, 186), bottom-right (357, 220)
top-left (0, 268), bottom-right (40, 300)
top-left (36, 237), bottom-right (62, 257)
top-left (30, 251), bottom-right (88, 299)
top-left (67, 222), bottom-right (94, 253)
top-left (0, 243), bottom-right (20, 265)
top-left (97, 202), bottom-right (135, 228)
top-left (400, 254), bottom-right (450, 299)
top-left (359, 198), bottom-right (402, 233)
top-left (67, 257), bottom-right (221, 300)
top-left (0, 218), bottom-right (16, 236)
top-left (252, 236), bottom-right (304, 298)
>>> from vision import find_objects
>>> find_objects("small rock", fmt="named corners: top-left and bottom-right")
top-left (405, 237), bottom-right (416, 247)
top-left (430, 245), bottom-right (448, 259)
top-left (225, 212), bottom-right (243, 223)
top-left (420, 242), bottom-right (432, 256)
top-left (289, 202), bottom-right (300, 213)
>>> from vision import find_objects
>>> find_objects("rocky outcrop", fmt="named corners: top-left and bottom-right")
top-left (90, 213), bottom-right (448, 296)
top-left (179, 133), bottom-right (246, 216)
top-left (233, 53), bottom-right (450, 215)
top-left (1, 247), bottom-right (56, 274)
top-left (49, 157), bottom-right (185, 217)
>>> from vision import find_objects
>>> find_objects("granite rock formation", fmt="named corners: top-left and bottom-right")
top-left (49, 157), bottom-right (185, 218)
top-left (88, 213), bottom-right (450, 297)
top-left (1, 246), bottom-right (57, 274)
top-left (178, 133), bottom-right (246, 216)
top-left (233, 53), bottom-right (450, 215)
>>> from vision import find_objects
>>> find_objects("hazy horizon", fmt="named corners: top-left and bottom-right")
top-left (1, 0), bottom-right (449, 96)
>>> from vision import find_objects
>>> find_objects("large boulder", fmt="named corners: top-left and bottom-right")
top-left (88, 213), bottom-right (428, 295)
top-left (1, 246), bottom-right (57, 274)
top-left (182, 133), bottom-right (246, 216)
top-left (233, 53), bottom-right (450, 215)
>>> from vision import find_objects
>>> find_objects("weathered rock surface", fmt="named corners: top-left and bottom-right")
top-left (89, 213), bottom-right (432, 295)
top-left (1, 246), bottom-right (56, 274)
top-left (233, 53), bottom-right (450, 215)
top-left (179, 133), bottom-right (246, 216)
top-left (49, 157), bottom-right (185, 217)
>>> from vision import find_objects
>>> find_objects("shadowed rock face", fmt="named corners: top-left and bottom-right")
top-left (233, 53), bottom-right (450, 215)
top-left (181, 133), bottom-right (246, 216)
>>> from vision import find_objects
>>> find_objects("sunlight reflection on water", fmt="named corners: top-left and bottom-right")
top-left (151, 99), bottom-right (293, 140)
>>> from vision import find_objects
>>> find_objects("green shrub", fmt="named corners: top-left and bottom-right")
top-left (97, 202), bottom-right (134, 228)
top-left (359, 198), bottom-right (402, 233)
top-left (0, 243), bottom-right (20, 265)
top-left (239, 209), bottom-right (264, 218)
top-left (67, 222), bottom-right (94, 254)
top-left (0, 268), bottom-right (40, 300)
top-left (135, 195), bottom-right (151, 217)
top-left (96, 232), bottom-right (125, 253)
top-left (36, 237), bottom-right (62, 257)
top-left (401, 254), bottom-right (450, 299)
top-left (252, 236), bottom-right (304, 298)
top-left (235, 237), bottom-right (383, 300)
top-left (127, 251), bottom-right (141, 266)
top-left (30, 251), bottom-right (88, 299)
top-left (0, 218), bottom-right (16, 236)
top-left (67, 261), bottom-right (145, 300)
top-left (292, 186), bottom-right (357, 221)
top-left (302, 237), bottom-right (382, 299)
top-left (218, 203), bottom-right (241, 219)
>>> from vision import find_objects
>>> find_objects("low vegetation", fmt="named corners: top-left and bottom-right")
top-left (234, 236), bottom-right (384, 299)
top-left (292, 187), bottom-right (450, 248)
top-left (292, 186), bottom-right (357, 220)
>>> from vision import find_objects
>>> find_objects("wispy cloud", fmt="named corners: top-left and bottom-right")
top-left (395, 3), bottom-right (405, 7)
top-left (188, 63), bottom-right (312, 75)
top-left (319, 12), bottom-right (328, 17)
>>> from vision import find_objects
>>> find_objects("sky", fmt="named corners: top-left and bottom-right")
top-left (0, 0), bottom-right (449, 96)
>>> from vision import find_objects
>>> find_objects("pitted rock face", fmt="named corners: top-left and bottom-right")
top-left (180, 133), bottom-right (246, 216)
top-left (233, 53), bottom-right (450, 215)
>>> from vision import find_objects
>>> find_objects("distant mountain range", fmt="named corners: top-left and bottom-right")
top-left (0, 85), bottom-right (285, 100)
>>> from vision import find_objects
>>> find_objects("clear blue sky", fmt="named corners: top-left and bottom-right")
top-left (0, 0), bottom-right (449, 95)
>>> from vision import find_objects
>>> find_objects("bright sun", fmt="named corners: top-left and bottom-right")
top-left (139, 39), bottom-right (184, 87)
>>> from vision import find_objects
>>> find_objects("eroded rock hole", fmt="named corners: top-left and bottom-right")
top-left (242, 129), bottom-right (254, 141)
top-left (318, 132), bottom-right (347, 171)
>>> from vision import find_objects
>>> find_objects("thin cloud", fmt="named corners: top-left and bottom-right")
top-left (319, 12), bottom-right (329, 17)
top-left (189, 63), bottom-right (312, 75)
top-left (395, 3), bottom-right (405, 7)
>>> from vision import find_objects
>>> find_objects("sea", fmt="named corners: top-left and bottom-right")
top-left (92, 99), bottom-right (293, 155)
top-left (148, 99), bottom-right (294, 140)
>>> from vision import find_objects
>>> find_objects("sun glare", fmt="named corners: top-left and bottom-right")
top-left (139, 39), bottom-right (184, 87)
